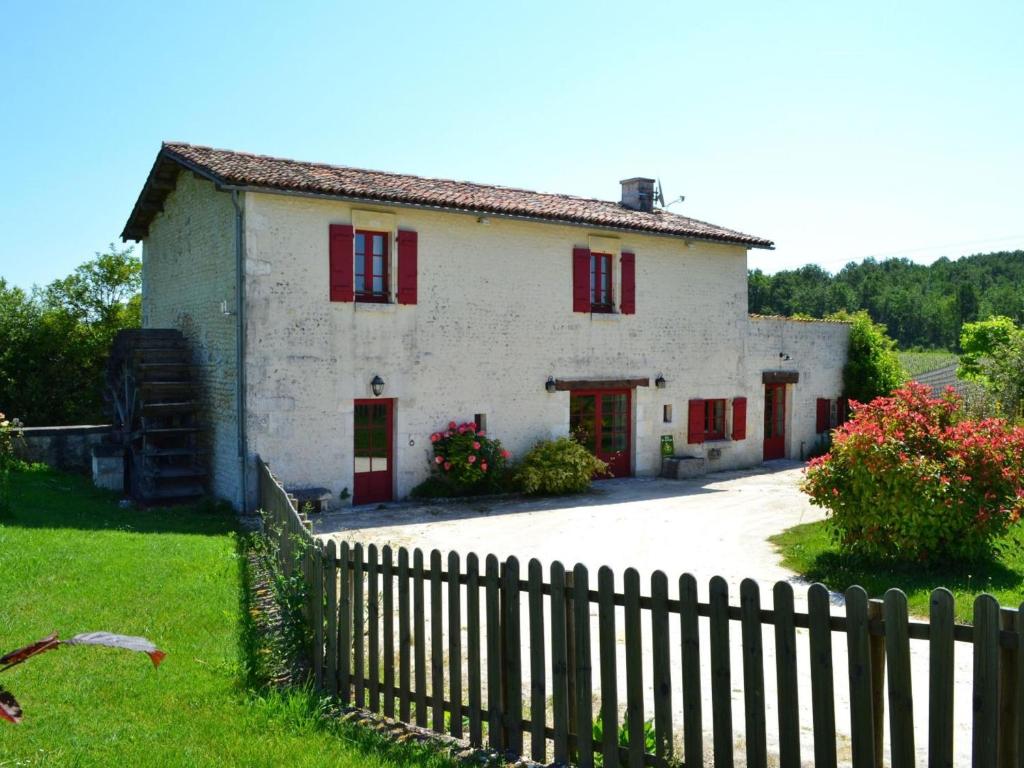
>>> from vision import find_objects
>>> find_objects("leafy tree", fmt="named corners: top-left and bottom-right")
top-left (958, 316), bottom-right (1024, 420)
top-left (831, 310), bottom-right (905, 402)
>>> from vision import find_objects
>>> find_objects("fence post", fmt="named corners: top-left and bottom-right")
top-left (868, 598), bottom-right (886, 768)
top-left (998, 608), bottom-right (1019, 768)
top-left (565, 569), bottom-right (578, 761)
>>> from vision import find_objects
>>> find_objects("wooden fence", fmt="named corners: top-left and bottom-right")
top-left (257, 458), bottom-right (1023, 768)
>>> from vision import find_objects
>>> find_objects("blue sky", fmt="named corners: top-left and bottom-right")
top-left (1, 0), bottom-right (1022, 289)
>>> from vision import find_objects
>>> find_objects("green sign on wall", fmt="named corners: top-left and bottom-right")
top-left (660, 434), bottom-right (675, 457)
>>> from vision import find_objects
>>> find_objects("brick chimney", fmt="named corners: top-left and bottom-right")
top-left (620, 177), bottom-right (656, 213)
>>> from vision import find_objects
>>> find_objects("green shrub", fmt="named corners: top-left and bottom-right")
top-left (801, 382), bottom-right (1024, 563)
top-left (417, 420), bottom-right (511, 497)
top-left (0, 411), bottom-right (24, 513)
top-left (829, 310), bottom-right (905, 402)
top-left (515, 436), bottom-right (608, 495)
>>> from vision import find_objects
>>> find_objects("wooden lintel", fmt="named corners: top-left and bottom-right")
top-left (763, 370), bottom-right (799, 384)
top-left (554, 377), bottom-right (650, 391)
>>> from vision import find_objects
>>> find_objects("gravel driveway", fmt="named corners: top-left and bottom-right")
top-left (315, 462), bottom-right (975, 767)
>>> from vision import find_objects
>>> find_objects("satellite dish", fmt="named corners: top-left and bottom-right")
top-left (655, 178), bottom-right (666, 208)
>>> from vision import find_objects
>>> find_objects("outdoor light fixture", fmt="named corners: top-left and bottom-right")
top-left (370, 375), bottom-right (386, 397)
top-left (545, 376), bottom-right (557, 393)
top-left (779, 353), bottom-right (792, 362)
top-left (655, 373), bottom-right (667, 389)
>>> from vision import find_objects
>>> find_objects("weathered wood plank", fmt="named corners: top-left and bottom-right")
top-left (679, 573), bottom-right (703, 768)
top-left (467, 553), bottom-right (482, 747)
top-left (573, 563), bottom-right (594, 768)
top-left (998, 607), bottom-right (1018, 768)
top-left (414, 548), bottom-right (427, 727)
top-left (846, 586), bottom-right (876, 768)
top-left (974, 594), bottom-right (1000, 768)
top-left (448, 551), bottom-right (463, 739)
top-left (808, 583), bottom-right (838, 768)
top-left (338, 541), bottom-right (352, 706)
top-left (367, 544), bottom-right (380, 712)
top-left (528, 558), bottom-right (546, 763)
top-left (651, 570), bottom-right (673, 767)
top-left (326, 540), bottom-right (339, 697)
top-left (381, 546), bottom-right (395, 717)
top-left (397, 547), bottom-right (411, 722)
top-left (598, 566), bottom-right (620, 768)
top-left (624, 567), bottom-right (645, 768)
top-left (928, 588), bottom-right (954, 768)
top-left (550, 561), bottom-right (570, 765)
top-left (430, 549), bottom-right (444, 733)
top-left (504, 557), bottom-right (524, 756)
top-left (883, 589), bottom-right (914, 768)
top-left (709, 575), bottom-right (734, 768)
top-left (485, 554), bottom-right (503, 752)
top-left (740, 579), bottom-right (767, 768)
top-left (352, 543), bottom-right (365, 708)
top-left (313, 545), bottom-right (324, 689)
top-left (772, 581), bottom-right (800, 768)
top-left (868, 599), bottom-right (885, 768)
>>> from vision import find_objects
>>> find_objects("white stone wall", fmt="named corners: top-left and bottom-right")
top-left (141, 173), bottom-right (242, 506)
top-left (240, 191), bottom-right (850, 507)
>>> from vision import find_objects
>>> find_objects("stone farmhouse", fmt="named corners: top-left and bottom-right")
top-left (122, 143), bottom-right (849, 510)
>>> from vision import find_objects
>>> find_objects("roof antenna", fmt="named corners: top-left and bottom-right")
top-left (655, 178), bottom-right (685, 209)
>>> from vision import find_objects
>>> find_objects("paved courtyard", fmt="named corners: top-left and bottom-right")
top-left (315, 462), bottom-right (974, 767)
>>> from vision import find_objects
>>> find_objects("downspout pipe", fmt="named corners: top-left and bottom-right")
top-left (230, 189), bottom-right (248, 514)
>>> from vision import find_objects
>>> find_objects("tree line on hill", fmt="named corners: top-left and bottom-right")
top-left (749, 250), bottom-right (1024, 350)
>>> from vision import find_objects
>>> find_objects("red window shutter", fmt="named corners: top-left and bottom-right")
top-left (572, 247), bottom-right (591, 312)
top-left (397, 230), bottom-right (418, 305)
top-left (620, 251), bottom-right (635, 314)
top-left (329, 224), bottom-right (354, 302)
top-left (731, 397), bottom-right (747, 440)
top-left (816, 398), bottom-right (830, 433)
top-left (687, 399), bottom-right (705, 444)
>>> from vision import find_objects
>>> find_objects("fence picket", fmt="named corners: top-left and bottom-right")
top-left (367, 544), bottom-right (380, 712)
top-left (740, 579), bottom-right (767, 768)
top-left (624, 568), bottom-right (645, 768)
top-left (974, 594), bottom-right (1000, 768)
top-left (528, 559), bottom-right (546, 763)
top-left (448, 551), bottom-right (463, 739)
top-left (807, 583), bottom-right (837, 768)
top-left (313, 545), bottom-right (324, 688)
top-left (573, 563), bottom-right (594, 768)
top-left (430, 550), bottom-right (444, 733)
top-left (398, 547), bottom-right (411, 722)
top-left (551, 561), bottom-right (570, 765)
top-left (679, 573), bottom-right (703, 768)
top-left (485, 554), bottom-right (503, 752)
top-left (846, 586), bottom-right (876, 768)
top-left (467, 553), bottom-right (482, 747)
top-left (883, 589), bottom-right (914, 768)
top-left (998, 608), bottom-right (1018, 768)
top-left (709, 575), bottom-right (734, 768)
top-left (413, 549), bottom-right (427, 727)
top-left (772, 581), bottom-right (800, 768)
top-left (352, 543), bottom-right (365, 708)
top-left (338, 541), bottom-right (351, 705)
top-left (381, 545), bottom-right (394, 717)
top-left (598, 566), bottom-right (620, 768)
top-left (326, 540), bottom-right (339, 697)
top-left (505, 557), bottom-right (524, 757)
top-left (651, 570), bottom-right (672, 767)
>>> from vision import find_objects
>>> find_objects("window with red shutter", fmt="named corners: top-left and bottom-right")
top-left (816, 398), bottom-right (830, 433)
top-left (687, 399), bottom-right (705, 444)
top-left (397, 230), bottom-right (418, 305)
top-left (572, 247), bottom-right (591, 312)
top-left (731, 397), bottom-right (747, 440)
top-left (620, 251), bottom-right (635, 314)
top-left (590, 252), bottom-right (613, 312)
top-left (329, 224), bottom-right (354, 302)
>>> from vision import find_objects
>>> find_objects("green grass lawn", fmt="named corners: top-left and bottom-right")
top-left (0, 466), bottom-right (456, 768)
top-left (771, 519), bottom-right (1024, 623)
top-left (898, 349), bottom-right (959, 377)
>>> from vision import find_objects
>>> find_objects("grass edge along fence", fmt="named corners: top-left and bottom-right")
top-left (258, 457), bottom-right (1023, 768)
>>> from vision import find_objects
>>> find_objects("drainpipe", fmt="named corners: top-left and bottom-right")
top-left (230, 190), bottom-right (248, 514)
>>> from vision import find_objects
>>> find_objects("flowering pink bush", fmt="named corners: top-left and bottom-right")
top-left (422, 420), bottom-right (511, 495)
top-left (801, 382), bottom-right (1024, 562)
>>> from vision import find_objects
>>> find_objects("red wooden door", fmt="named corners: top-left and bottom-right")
top-left (570, 389), bottom-right (632, 477)
top-left (763, 384), bottom-right (786, 460)
top-left (353, 399), bottom-right (393, 504)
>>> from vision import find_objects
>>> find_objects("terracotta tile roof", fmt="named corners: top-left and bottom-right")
top-left (122, 142), bottom-right (773, 248)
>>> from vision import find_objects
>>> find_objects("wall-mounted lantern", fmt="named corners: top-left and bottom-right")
top-left (779, 352), bottom-right (792, 362)
top-left (370, 375), bottom-right (386, 397)
top-left (655, 373), bottom-right (667, 389)
top-left (545, 376), bottom-right (557, 394)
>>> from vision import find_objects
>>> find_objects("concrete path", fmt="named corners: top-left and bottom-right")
top-left (315, 463), bottom-right (975, 767)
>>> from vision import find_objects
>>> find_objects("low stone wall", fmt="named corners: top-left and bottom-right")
top-left (16, 425), bottom-right (114, 473)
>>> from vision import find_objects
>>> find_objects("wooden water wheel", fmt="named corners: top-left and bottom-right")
top-left (106, 329), bottom-right (206, 503)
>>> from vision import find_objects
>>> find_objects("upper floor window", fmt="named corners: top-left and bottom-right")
top-left (355, 230), bottom-right (389, 302)
top-left (590, 252), bottom-right (613, 312)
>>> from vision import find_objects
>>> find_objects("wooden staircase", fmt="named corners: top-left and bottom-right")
top-left (107, 329), bottom-right (206, 504)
